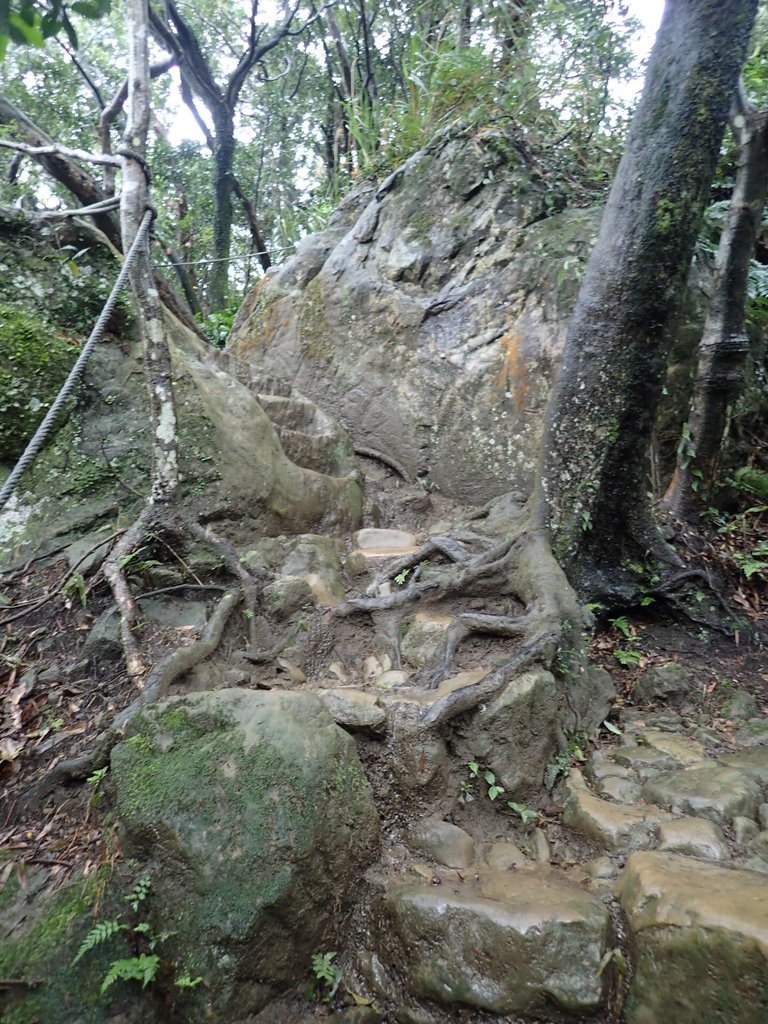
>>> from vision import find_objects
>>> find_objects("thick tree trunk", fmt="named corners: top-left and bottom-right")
top-left (664, 87), bottom-right (768, 519)
top-left (536, 0), bottom-right (758, 597)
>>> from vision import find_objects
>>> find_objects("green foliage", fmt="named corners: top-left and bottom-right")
top-left (733, 466), bottom-right (768, 500)
top-left (72, 918), bottom-right (126, 964)
top-left (71, 875), bottom-right (182, 999)
top-left (609, 616), bottom-right (643, 667)
top-left (196, 304), bottom-right (240, 348)
top-left (310, 951), bottom-right (342, 1002)
top-left (0, 303), bottom-right (76, 463)
top-left (87, 766), bottom-right (109, 788)
top-left (507, 802), bottom-right (539, 826)
top-left (0, 0), bottom-right (111, 59)
top-left (101, 953), bottom-right (159, 993)
top-left (62, 572), bottom-right (87, 609)
top-left (124, 874), bottom-right (151, 913)
top-left (465, 760), bottom-right (539, 823)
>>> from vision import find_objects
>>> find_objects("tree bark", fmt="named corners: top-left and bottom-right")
top-left (536, 0), bottom-right (758, 596)
top-left (664, 84), bottom-right (768, 519)
top-left (121, 0), bottom-right (179, 506)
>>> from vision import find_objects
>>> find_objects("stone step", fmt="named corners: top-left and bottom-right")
top-left (616, 851), bottom-right (768, 1024)
top-left (352, 527), bottom-right (419, 559)
top-left (366, 868), bottom-right (611, 1019)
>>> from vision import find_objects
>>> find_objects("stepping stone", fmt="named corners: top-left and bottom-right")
top-left (318, 688), bottom-right (387, 733)
top-left (635, 730), bottom-right (706, 766)
top-left (719, 748), bottom-right (768, 787)
top-left (484, 842), bottom-right (527, 870)
top-left (641, 765), bottom-right (762, 827)
top-left (563, 770), bottom-right (672, 851)
top-left (616, 852), bottom-right (768, 1024)
top-left (353, 528), bottom-right (418, 558)
top-left (612, 745), bottom-right (684, 782)
top-left (376, 870), bottom-right (610, 1017)
top-left (408, 820), bottom-right (475, 868)
top-left (657, 817), bottom-right (730, 862)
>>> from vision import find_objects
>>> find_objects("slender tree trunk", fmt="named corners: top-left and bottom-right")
top-left (664, 86), bottom-right (768, 519)
top-left (233, 177), bottom-right (272, 273)
top-left (209, 111), bottom-right (236, 310)
top-left (121, 0), bottom-right (179, 504)
top-left (535, 0), bottom-right (758, 596)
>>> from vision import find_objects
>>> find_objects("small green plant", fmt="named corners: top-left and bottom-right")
top-left (62, 572), bottom-right (87, 609)
top-left (545, 752), bottom-right (571, 791)
top-left (581, 510), bottom-right (593, 532)
top-left (175, 974), bottom-right (205, 989)
top-left (310, 951), bottom-right (342, 1002)
top-left (733, 541), bottom-right (768, 580)
top-left (466, 761), bottom-right (540, 823)
top-left (394, 568), bottom-right (411, 587)
top-left (458, 778), bottom-right (475, 804)
top-left (87, 766), bottom-right (109, 789)
top-left (609, 616), bottom-right (643, 668)
top-left (101, 953), bottom-right (160, 993)
top-left (468, 761), bottom-right (505, 801)
top-left (73, 919), bottom-right (127, 964)
top-left (507, 802), bottom-right (539, 826)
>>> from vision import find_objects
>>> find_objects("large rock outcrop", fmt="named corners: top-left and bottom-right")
top-left (228, 129), bottom-right (709, 503)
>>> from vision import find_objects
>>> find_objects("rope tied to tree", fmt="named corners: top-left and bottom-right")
top-left (0, 207), bottom-right (154, 514)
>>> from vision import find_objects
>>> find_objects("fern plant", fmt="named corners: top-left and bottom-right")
top-left (102, 954), bottom-right (160, 993)
top-left (73, 919), bottom-right (127, 964)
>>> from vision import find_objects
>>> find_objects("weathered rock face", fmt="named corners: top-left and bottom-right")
top-left (228, 130), bottom-right (706, 502)
top-left (228, 131), bottom-right (595, 502)
top-left (111, 688), bottom-right (379, 1022)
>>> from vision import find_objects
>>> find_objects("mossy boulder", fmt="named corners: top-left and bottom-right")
top-left (111, 688), bottom-right (380, 1022)
top-left (0, 304), bottom-right (77, 463)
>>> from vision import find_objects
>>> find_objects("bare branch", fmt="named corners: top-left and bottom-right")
top-left (31, 197), bottom-right (121, 219)
top-left (0, 138), bottom-right (121, 167)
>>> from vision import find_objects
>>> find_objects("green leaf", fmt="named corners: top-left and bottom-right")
top-left (8, 11), bottom-right (45, 46)
top-left (72, 919), bottom-right (127, 964)
top-left (602, 719), bottom-right (622, 736)
top-left (101, 954), bottom-right (160, 992)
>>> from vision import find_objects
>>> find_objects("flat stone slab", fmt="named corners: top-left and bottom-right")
top-left (641, 765), bottom-right (762, 827)
top-left (657, 816), bottom-right (730, 862)
top-left (353, 528), bottom-right (418, 558)
top-left (612, 745), bottom-right (684, 781)
top-left (636, 730), bottom-right (706, 766)
top-left (616, 852), bottom-right (768, 1024)
top-left (378, 870), bottom-right (610, 1016)
top-left (719, 748), bottom-right (768, 788)
top-left (563, 770), bottom-right (672, 851)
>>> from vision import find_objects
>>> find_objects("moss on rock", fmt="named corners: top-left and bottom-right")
top-left (0, 304), bottom-right (77, 463)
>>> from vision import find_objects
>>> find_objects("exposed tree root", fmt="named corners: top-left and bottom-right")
top-left (24, 586), bottom-right (241, 807)
top-left (335, 524), bottom-right (589, 729)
